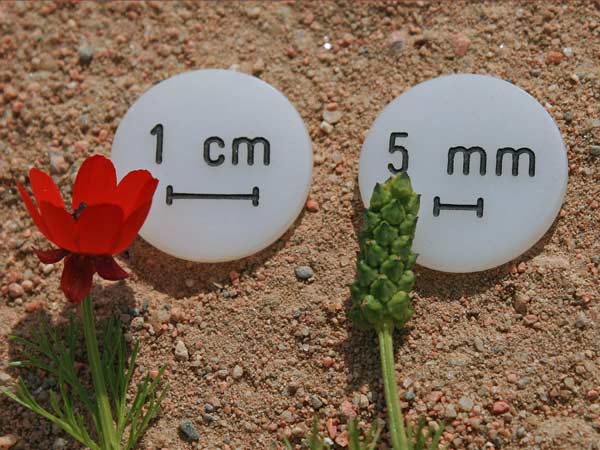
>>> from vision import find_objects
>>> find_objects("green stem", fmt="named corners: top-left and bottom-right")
top-left (377, 321), bottom-right (408, 450)
top-left (82, 295), bottom-right (118, 450)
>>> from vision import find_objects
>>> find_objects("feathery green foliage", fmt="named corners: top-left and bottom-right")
top-left (0, 314), bottom-right (167, 450)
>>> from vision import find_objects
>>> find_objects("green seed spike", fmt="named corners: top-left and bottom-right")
top-left (349, 172), bottom-right (420, 331)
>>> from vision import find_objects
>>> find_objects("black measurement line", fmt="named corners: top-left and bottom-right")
top-left (166, 186), bottom-right (260, 207)
top-left (433, 196), bottom-right (484, 218)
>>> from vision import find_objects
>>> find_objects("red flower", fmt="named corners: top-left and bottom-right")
top-left (17, 155), bottom-right (158, 303)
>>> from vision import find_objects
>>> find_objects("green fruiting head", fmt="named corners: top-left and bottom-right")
top-left (350, 172), bottom-right (420, 331)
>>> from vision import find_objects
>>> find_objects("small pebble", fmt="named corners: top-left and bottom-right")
top-left (590, 145), bottom-right (600, 157)
top-left (179, 420), bottom-right (200, 442)
top-left (8, 283), bottom-right (24, 299)
top-left (322, 109), bottom-right (342, 124)
top-left (320, 121), bottom-right (334, 134)
top-left (563, 376), bottom-right (575, 390)
top-left (547, 51), bottom-right (564, 64)
top-left (295, 265), bottom-right (314, 280)
top-left (459, 395), bottom-right (474, 412)
top-left (311, 395), bottom-right (323, 409)
top-left (232, 365), bottom-right (243, 380)
top-left (492, 400), bottom-right (510, 415)
top-left (445, 403), bottom-right (457, 419)
top-left (513, 293), bottom-right (529, 314)
top-left (306, 199), bottom-right (319, 212)
top-left (563, 111), bottom-right (573, 123)
top-left (78, 42), bottom-right (94, 65)
top-left (52, 437), bottom-right (67, 450)
top-left (174, 339), bottom-right (189, 361)
top-left (0, 435), bottom-right (18, 448)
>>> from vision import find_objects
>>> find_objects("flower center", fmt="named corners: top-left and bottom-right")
top-left (72, 202), bottom-right (87, 220)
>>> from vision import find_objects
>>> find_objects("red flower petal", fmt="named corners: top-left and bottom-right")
top-left (94, 256), bottom-right (128, 281)
top-left (77, 204), bottom-right (124, 254)
top-left (39, 201), bottom-right (79, 252)
top-left (61, 254), bottom-right (95, 303)
top-left (30, 168), bottom-right (64, 208)
top-left (72, 155), bottom-right (117, 210)
top-left (17, 183), bottom-right (51, 240)
top-left (116, 170), bottom-right (157, 218)
top-left (35, 248), bottom-right (69, 264)
top-left (113, 201), bottom-right (152, 254)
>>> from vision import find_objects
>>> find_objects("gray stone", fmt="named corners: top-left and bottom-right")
top-left (322, 109), bottom-right (342, 124)
top-left (53, 437), bottom-right (68, 450)
top-left (174, 339), bottom-right (189, 361)
top-left (204, 403), bottom-right (214, 413)
top-left (575, 312), bottom-right (588, 329)
top-left (320, 121), bottom-right (334, 134)
top-left (130, 316), bottom-right (144, 331)
top-left (563, 377), bottom-right (576, 390)
top-left (513, 293), bottom-right (529, 315)
top-left (8, 283), bottom-right (24, 299)
top-left (78, 42), bottom-right (94, 66)
top-left (472, 337), bottom-right (485, 353)
top-left (295, 266), bottom-right (314, 280)
top-left (590, 145), bottom-right (600, 157)
top-left (310, 395), bottom-right (323, 409)
top-left (445, 403), bottom-right (457, 419)
top-left (280, 410), bottom-right (294, 422)
top-left (459, 395), bottom-right (474, 411)
top-left (232, 365), bottom-right (244, 380)
top-left (0, 371), bottom-right (13, 385)
top-left (179, 419), bottom-right (200, 442)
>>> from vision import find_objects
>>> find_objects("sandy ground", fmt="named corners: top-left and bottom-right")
top-left (0, 1), bottom-right (599, 449)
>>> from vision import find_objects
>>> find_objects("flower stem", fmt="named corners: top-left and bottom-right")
top-left (82, 294), bottom-right (118, 450)
top-left (377, 321), bottom-right (408, 450)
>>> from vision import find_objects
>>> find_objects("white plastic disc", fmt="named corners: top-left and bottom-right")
top-left (359, 74), bottom-right (567, 273)
top-left (111, 69), bottom-right (312, 262)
